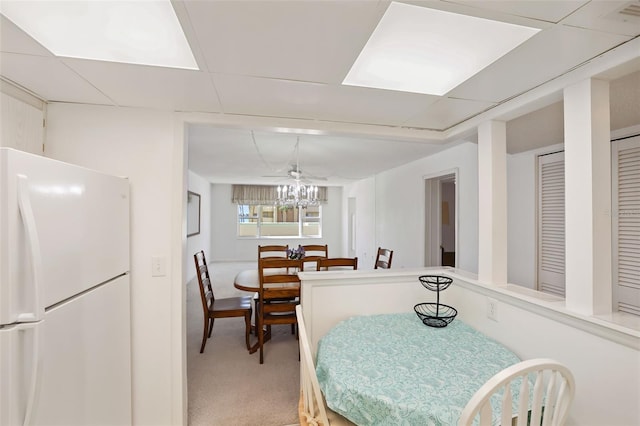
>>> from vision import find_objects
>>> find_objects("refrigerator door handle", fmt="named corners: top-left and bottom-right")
top-left (16, 174), bottom-right (43, 322)
top-left (0, 322), bottom-right (41, 426)
top-left (20, 322), bottom-right (41, 426)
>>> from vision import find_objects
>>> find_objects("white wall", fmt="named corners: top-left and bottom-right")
top-left (345, 143), bottom-right (479, 272)
top-left (506, 144), bottom-right (563, 289)
top-left (186, 171), bottom-right (211, 281)
top-left (0, 88), bottom-right (44, 155)
top-left (44, 103), bottom-right (185, 426)
top-left (342, 176), bottom-right (376, 268)
top-left (209, 183), bottom-right (343, 261)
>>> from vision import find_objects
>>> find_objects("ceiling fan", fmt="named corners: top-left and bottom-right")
top-left (260, 136), bottom-right (327, 182)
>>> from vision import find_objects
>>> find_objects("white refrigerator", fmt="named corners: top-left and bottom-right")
top-left (0, 148), bottom-right (131, 425)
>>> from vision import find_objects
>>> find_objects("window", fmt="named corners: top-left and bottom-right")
top-left (237, 204), bottom-right (322, 238)
top-left (232, 184), bottom-right (326, 238)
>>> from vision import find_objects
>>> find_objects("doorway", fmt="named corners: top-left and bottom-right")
top-left (424, 171), bottom-right (458, 267)
top-left (347, 197), bottom-right (356, 258)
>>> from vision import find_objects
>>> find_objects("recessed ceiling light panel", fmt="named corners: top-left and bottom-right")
top-left (0, 0), bottom-right (198, 70)
top-left (343, 2), bottom-right (540, 95)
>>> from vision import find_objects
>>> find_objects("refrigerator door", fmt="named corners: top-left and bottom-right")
top-left (30, 275), bottom-right (131, 425)
top-left (0, 148), bottom-right (129, 322)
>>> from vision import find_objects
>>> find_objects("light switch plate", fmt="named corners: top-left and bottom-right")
top-left (487, 297), bottom-right (498, 321)
top-left (152, 256), bottom-right (167, 277)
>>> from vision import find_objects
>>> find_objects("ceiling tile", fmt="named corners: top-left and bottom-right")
top-left (187, 123), bottom-right (445, 184)
top-left (213, 73), bottom-right (437, 127)
top-left (561, 0), bottom-right (640, 37)
top-left (403, 97), bottom-right (496, 130)
top-left (2, 0), bottom-right (639, 186)
top-left (0, 53), bottom-right (114, 104)
top-left (63, 59), bottom-right (221, 112)
top-left (446, 0), bottom-right (588, 23)
top-left (183, 0), bottom-right (384, 83)
top-left (0, 15), bottom-right (52, 56)
top-left (448, 24), bottom-right (631, 102)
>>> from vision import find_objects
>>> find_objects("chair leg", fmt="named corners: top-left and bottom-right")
top-left (244, 311), bottom-right (252, 351)
top-left (208, 317), bottom-right (214, 337)
top-left (200, 317), bottom-right (209, 353)
top-left (254, 299), bottom-right (260, 336)
top-left (258, 317), bottom-right (264, 364)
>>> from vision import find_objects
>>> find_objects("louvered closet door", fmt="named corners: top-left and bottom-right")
top-left (537, 151), bottom-right (565, 297)
top-left (612, 135), bottom-right (640, 315)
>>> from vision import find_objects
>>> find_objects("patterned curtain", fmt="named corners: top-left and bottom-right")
top-left (232, 184), bottom-right (328, 204)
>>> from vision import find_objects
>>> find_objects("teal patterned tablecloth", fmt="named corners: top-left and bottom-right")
top-left (315, 313), bottom-right (521, 426)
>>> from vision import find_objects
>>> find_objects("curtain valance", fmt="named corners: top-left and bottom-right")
top-left (232, 184), bottom-right (328, 204)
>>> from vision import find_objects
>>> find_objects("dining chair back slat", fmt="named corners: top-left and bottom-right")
top-left (258, 244), bottom-right (289, 259)
top-left (301, 244), bottom-right (328, 269)
top-left (317, 257), bottom-right (358, 271)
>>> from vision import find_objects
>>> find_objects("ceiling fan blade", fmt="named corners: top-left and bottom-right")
top-left (304, 175), bottom-right (328, 181)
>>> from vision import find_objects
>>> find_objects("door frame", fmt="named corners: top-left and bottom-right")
top-left (423, 168), bottom-right (458, 267)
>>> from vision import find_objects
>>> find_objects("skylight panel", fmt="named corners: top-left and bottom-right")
top-left (0, 0), bottom-right (198, 70)
top-left (343, 2), bottom-right (540, 96)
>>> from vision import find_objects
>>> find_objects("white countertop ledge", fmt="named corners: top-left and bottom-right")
top-left (299, 266), bottom-right (640, 349)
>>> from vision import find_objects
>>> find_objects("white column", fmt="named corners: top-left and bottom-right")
top-left (563, 78), bottom-right (611, 315)
top-left (477, 120), bottom-right (507, 285)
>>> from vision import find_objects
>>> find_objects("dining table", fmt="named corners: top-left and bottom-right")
top-left (315, 312), bottom-right (523, 426)
top-left (233, 268), bottom-right (263, 293)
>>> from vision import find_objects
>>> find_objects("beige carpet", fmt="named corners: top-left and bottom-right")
top-left (187, 261), bottom-right (300, 426)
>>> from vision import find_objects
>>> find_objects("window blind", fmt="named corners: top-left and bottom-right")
top-left (231, 184), bottom-right (328, 204)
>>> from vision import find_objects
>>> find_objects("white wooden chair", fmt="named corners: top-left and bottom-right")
top-left (459, 358), bottom-right (575, 426)
top-left (295, 305), bottom-right (355, 426)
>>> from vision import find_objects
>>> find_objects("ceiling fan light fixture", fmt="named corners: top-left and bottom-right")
top-left (273, 136), bottom-right (320, 208)
top-left (276, 183), bottom-right (319, 209)
top-left (342, 1), bottom-right (540, 96)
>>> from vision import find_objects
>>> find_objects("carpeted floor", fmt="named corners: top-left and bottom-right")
top-left (187, 261), bottom-right (300, 426)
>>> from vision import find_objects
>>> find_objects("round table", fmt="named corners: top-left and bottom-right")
top-left (233, 269), bottom-right (261, 292)
top-left (315, 313), bottom-right (523, 425)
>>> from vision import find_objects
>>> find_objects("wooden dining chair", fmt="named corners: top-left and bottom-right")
top-left (193, 250), bottom-right (253, 353)
top-left (316, 257), bottom-right (358, 271)
top-left (255, 244), bottom-right (291, 333)
top-left (258, 244), bottom-right (289, 259)
top-left (257, 257), bottom-right (303, 364)
top-left (301, 244), bottom-right (328, 270)
top-left (459, 358), bottom-right (575, 426)
top-left (296, 305), bottom-right (355, 426)
top-left (374, 247), bottom-right (393, 269)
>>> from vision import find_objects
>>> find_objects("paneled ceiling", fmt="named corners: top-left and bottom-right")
top-left (1, 0), bottom-right (639, 185)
